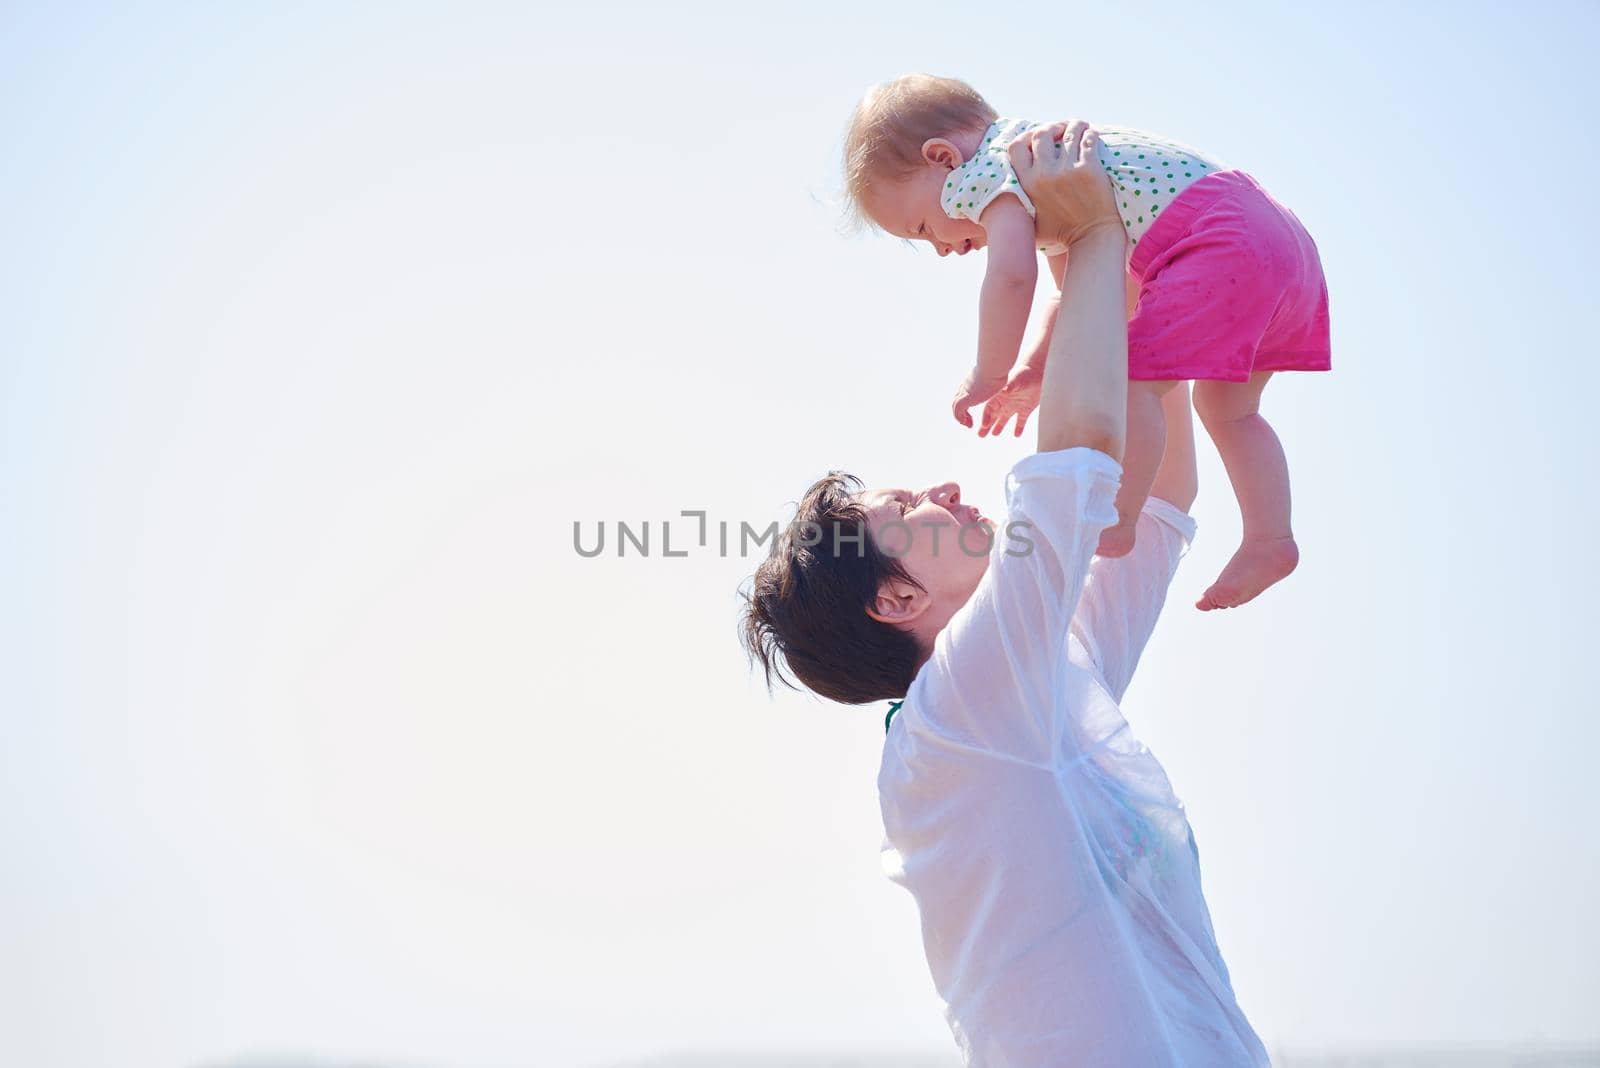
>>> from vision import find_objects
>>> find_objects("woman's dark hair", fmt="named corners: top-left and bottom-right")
top-left (738, 472), bottom-right (925, 705)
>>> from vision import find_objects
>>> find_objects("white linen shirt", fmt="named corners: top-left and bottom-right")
top-left (878, 448), bottom-right (1268, 1067)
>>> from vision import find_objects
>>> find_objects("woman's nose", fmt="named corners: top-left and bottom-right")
top-left (931, 482), bottom-right (961, 507)
top-left (935, 244), bottom-right (951, 257)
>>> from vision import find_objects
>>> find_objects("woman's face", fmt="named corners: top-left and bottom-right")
top-left (856, 481), bottom-right (994, 624)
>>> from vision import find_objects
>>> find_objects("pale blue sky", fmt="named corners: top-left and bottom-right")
top-left (3, 2), bottom-right (1597, 1066)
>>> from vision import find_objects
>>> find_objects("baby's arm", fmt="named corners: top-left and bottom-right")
top-left (1020, 252), bottom-right (1070, 373)
top-left (951, 196), bottom-right (1038, 428)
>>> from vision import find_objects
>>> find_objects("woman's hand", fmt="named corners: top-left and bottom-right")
top-left (977, 363), bottom-right (1043, 438)
top-left (1009, 121), bottom-right (1122, 251)
top-left (1020, 121), bottom-right (1129, 458)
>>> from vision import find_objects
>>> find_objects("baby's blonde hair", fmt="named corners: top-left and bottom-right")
top-left (842, 74), bottom-right (998, 230)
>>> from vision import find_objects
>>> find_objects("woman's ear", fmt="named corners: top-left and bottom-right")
top-left (866, 577), bottom-right (929, 625)
top-left (920, 137), bottom-right (963, 170)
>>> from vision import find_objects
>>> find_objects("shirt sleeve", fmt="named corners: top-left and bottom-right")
top-left (941, 120), bottom-right (1070, 254)
top-left (1069, 495), bottom-right (1197, 702)
top-left (906, 448), bottom-right (1121, 763)
top-left (940, 119), bottom-right (1038, 225)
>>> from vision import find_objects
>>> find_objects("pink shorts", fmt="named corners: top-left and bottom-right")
top-left (1127, 170), bottom-right (1331, 383)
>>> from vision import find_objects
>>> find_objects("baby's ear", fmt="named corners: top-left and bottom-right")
top-left (920, 138), bottom-right (963, 169)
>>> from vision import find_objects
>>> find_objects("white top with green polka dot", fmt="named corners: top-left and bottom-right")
top-left (940, 118), bottom-right (1228, 254)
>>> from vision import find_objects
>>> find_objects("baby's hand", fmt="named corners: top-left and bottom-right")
top-left (977, 364), bottom-right (1044, 438)
top-left (952, 368), bottom-right (1010, 428)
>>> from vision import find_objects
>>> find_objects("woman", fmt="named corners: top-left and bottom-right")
top-left (740, 123), bottom-right (1269, 1066)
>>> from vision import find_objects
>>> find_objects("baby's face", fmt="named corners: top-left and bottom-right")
top-left (865, 164), bottom-right (989, 258)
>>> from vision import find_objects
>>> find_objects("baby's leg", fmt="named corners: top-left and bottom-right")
top-left (1192, 372), bottom-right (1300, 610)
top-left (1096, 379), bottom-right (1178, 557)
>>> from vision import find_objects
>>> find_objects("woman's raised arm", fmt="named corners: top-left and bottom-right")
top-left (1009, 123), bottom-right (1129, 460)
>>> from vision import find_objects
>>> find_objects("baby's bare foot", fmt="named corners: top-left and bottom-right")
top-left (1196, 536), bottom-right (1299, 611)
top-left (1095, 521), bottom-right (1137, 558)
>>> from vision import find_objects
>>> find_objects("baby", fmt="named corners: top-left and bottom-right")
top-left (843, 74), bottom-right (1330, 610)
